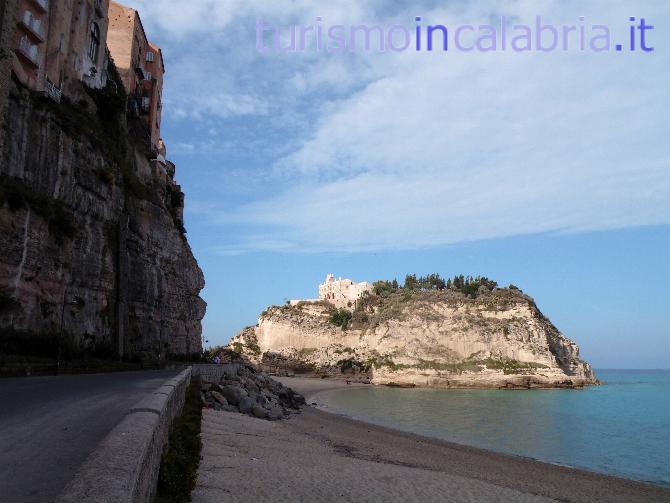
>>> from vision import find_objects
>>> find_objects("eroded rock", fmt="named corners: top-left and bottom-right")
top-left (202, 364), bottom-right (304, 420)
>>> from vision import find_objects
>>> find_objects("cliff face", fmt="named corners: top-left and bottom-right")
top-left (0, 81), bottom-right (206, 360)
top-left (231, 289), bottom-right (596, 389)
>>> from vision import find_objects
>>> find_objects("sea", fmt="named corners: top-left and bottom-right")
top-left (316, 370), bottom-right (670, 486)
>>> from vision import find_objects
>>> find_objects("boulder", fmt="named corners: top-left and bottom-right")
top-left (238, 397), bottom-right (256, 414)
top-left (252, 406), bottom-right (268, 419)
top-left (255, 395), bottom-right (270, 408)
top-left (245, 381), bottom-right (260, 395)
top-left (210, 391), bottom-right (228, 406)
top-left (268, 406), bottom-right (284, 421)
top-left (291, 392), bottom-right (306, 405)
top-left (221, 385), bottom-right (248, 406)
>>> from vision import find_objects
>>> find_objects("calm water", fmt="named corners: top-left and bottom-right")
top-left (318, 370), bottom-right (670, 486)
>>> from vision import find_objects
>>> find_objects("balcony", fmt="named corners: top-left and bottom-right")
top-left (45, 79), bottom-right (62, 103)
top-left (16, 37), bottom-right (39, 67)
top-left (28, 0), bottom-right (48, 13)
top-left (19, 11), bottom-right (45, 43)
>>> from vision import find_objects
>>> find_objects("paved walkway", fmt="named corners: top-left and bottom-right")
top-left (0, 370), bottom-right (177, 503)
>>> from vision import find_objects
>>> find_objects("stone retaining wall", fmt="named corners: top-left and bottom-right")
top-left (190, 363), bottom-right (244, 382)
top-left (56, 367), bottom-right (192, 503)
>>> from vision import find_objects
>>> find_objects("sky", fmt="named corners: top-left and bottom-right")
top-left (123, 0), bottom-right (669, 369)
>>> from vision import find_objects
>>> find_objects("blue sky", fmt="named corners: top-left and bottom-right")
top-left (123, 1), bottom-right (669, 369)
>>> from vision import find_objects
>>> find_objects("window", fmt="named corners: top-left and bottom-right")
top-left (144, 71), bottom-right (152, 81)
top-left (146, 51), bottom-right (154, 62)
top-left (88, 22), bottom-right (100, 61)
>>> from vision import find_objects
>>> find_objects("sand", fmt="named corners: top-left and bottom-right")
top-left (192, 377), bottom-right (670, 503)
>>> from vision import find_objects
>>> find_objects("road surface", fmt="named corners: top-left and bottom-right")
top-left (0, 370), bottom-right (178, 503)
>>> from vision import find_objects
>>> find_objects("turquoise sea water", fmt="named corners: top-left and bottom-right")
top-left (317, 370), bottom-right (670, 486)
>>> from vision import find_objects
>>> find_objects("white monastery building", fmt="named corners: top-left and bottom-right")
top-left (319, 274), bottom-right (373, 309)
top-left (290, 274), bottom-right (374, 310)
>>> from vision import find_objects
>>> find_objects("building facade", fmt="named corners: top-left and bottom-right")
top-left (143, 42), bottom-right (163, 150)
top-left (319, 274), bottom-right (373, 309)
top-left (11, 0), bottom-right (49, 91)
top-left (10, 0), bottom-right (110, 98)
top-left (45, 0), bottom-right (111, 95)
top-left (0, 0), bottom-right (19, 157)
top-left (107, 1), bottom-right (164, 152)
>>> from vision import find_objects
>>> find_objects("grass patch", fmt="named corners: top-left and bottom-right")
top-left (364, 355), bottom-right (548, 375)
top-left (245, 340), bottom-right (261, 355)
top-left (337, 358), bottom-right (371, 373)
top-left (155, 377), bottom-right (203, 503)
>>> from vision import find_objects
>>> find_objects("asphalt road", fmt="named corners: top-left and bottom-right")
top-left (0, 370), bottom-right (178, 503)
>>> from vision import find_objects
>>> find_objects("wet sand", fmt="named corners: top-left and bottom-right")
top-left (192, 377), bottom-right (670, 503)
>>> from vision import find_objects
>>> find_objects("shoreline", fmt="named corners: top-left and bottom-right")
top-left (281, 377), bottom-right (669, 488)
top-left (193, 377), bottom-right (670, 502)
top-left (275, 376), bottom-right (372, 403)
top-left (278, 377), bottom-right (667, 487)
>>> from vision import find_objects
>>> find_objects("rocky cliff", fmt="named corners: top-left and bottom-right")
top-left (230, 286), bottom-right (597, 389)
top-left (0, 79), bottom-right (205, 361)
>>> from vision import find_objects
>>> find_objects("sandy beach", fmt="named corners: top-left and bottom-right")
top-left (193, 377), bottom-right (670, 503)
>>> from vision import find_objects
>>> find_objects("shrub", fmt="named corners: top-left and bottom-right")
top-left (337, 358), bottom-right (371, 373)
top-left (96, 168), bottom-right (115, 186)
top-left (155, 377), bottom-right (203, 503)
top-left (448, 275), bottom-right (498, 298)
top-left (373, 280), bottom-right (398, 296)
top-left (245, 340), bottom-right (261, 355)
top-left (404, 273), bottom-right (446, 291)
top-left (330, 308), bottom-right (352, 329)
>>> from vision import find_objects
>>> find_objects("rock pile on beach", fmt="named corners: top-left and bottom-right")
top-left (202, 364), bottom-right (305, 420)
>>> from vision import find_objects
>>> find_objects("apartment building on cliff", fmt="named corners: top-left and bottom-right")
top-left (9, 0), bottom-right (110, 98)
top-left (0, 0), bottom-right (19, 156)
top-left (107, 0), bottom-right (164, 152)
top-left (1, 0), bottom-right (164, 150)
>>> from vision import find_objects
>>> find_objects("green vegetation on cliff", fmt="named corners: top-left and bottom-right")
top-left (156, 377), bottom-right (203, 503)
top-left (376, 273), bottom-right (503, 298)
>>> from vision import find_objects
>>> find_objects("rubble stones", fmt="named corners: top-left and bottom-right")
top-left (202, 364), bottom-right (305, 420)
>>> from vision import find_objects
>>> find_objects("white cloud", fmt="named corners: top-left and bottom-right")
top-left (124, 0), bottom-right (670, 253)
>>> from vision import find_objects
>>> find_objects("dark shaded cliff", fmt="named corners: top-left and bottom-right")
top-left (0, 79), bottom-right (206, 361)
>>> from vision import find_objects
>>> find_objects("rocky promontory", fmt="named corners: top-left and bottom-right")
top-left (229, 279), bottom-right (597, 389)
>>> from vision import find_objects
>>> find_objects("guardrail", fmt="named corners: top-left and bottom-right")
top-left (56, 367), bottom-right (192, 503)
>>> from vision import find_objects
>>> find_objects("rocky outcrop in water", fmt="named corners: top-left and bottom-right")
top-left (0, 80), bottom-right (205, 360)
top-left (230, 286), bottom-right (597, 389)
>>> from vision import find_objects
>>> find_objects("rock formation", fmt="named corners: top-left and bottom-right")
top-left (201, 364), bottom-right (305, 420)
top-left (0, 80), bottom-right (205, 360)
top-left (230, 286), bottom-right (597, 389)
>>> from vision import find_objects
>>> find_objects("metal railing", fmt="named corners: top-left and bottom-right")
top-left (45, 80), bottom-right (62, 103)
